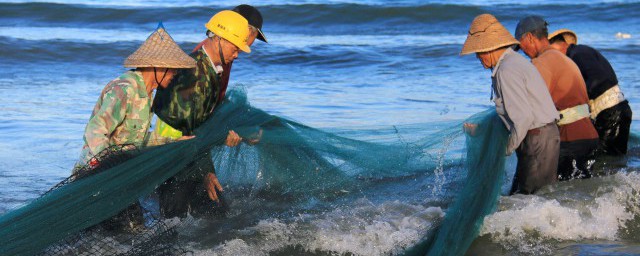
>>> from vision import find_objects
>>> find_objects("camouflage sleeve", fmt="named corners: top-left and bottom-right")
top-left (83, 84), bottom-right (129, 156)
top-left (145, 130), bottom-right (174, 147)
top-left (153, 68), bottom-right (199, 134)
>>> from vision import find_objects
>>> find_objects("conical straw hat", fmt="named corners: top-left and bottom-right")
top-left (460, 14), bottom-right (520, 55)
top-left (124, 24), bottom-right (196, 68)
top-left (548, 29), bottom-right (578, 45)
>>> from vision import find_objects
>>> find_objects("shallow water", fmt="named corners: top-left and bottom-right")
top-left (1, 0), bottom-right (640, 255)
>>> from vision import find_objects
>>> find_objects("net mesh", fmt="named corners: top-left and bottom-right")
top-left (0, 88), bottom-right (510, 255)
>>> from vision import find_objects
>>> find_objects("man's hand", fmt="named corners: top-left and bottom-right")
top-left (204, 172), bottom-right (224, 203)
top-left (245, 129), bottom-right (263, 145)
top-left (177, 135), bottom-right (195, 141)
top-left (89, 157), bottom-right (100, 169)
top-left (225, 130), bottom-right (242, 147)
top-left (463, 123), bottom-right (478, 136)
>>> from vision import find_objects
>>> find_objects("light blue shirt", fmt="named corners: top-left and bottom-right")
top-left (491, 48), bottom-right (559, 155)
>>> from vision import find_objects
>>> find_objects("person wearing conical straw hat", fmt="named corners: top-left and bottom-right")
top-left (514, 16), bottom-right (599, 181)
top-left (461, 14), bottom-right (560, 195)
top-left (549, 29), bottom-right (632, 156)
top-left (78, 23), bottom-right (196, 168)
top-left (76, 23), bottom-right (196, 227)
top-left (151, 10), bottom-right (255, 218)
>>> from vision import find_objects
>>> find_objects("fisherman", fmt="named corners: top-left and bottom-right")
top-left (78, 24), bottom-right (196, 226)
top-left (549, 29), bottom-right (632, 156)
top-left (189, 4), bottom-right (268, 102)
top-left (461, 14), bottom-right (560, 195)
top-left (514, 16), bottom-right (599, 181)
top-left (79, 24), bottom-right (195, 168)
top-left (151, 10), bottom-right (261, 218)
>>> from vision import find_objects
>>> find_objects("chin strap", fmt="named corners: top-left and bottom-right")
top-left (153, 67), bottom-right (169, 87)
top-left (217, 38), bottom-right (226, 66)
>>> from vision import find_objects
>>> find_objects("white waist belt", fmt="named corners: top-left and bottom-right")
top-left (589, 85), bottom-right (625, 119)
top-left (558, 103), bottom-right (590, 126)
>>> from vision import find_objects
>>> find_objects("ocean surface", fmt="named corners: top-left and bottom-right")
top-left (1, 0), bottom-right (639, 255)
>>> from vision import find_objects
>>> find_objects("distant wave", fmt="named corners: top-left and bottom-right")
top-left (0, 26), bottom-right (466, 46)
top-left (1, 2), bottom-right (638, 29)
top-left (0, 0), bottom-right (635, 8)
top-left (0, 30), bottom-right (465, 66)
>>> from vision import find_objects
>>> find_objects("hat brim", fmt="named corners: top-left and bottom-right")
top-left (548, 29), bottom-right (577, 45)
top-left (257, 28), bottom-right (267, 43)
top-left (124, 27), bottom-right (196, 69)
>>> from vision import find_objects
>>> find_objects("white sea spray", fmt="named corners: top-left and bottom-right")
top-left (479, 172), bottom-right (640, 255)
top-left (199, 199), bottom-right (444, 255)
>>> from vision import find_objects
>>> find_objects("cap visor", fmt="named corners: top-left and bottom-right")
top-left (257, 29), bottom-right (267, 43)
top-left (240, 45), bottom-right (251, 53)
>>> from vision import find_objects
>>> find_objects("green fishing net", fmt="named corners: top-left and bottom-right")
top-left (0, 89), bottom-right (510, 256)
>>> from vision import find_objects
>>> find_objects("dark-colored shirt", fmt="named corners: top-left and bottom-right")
top-left (566, 44), bottom-right (618, 100)
top-left (152, 49), bottom-right (222, 135)
top-left (193, 39), bottom-right (233, 105)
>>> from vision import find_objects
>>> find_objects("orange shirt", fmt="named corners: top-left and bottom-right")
top-left (531, 47), bottom-right (599, 142)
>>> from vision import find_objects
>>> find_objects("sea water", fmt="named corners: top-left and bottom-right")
top-left (0, 1), bottom-right (639, 255)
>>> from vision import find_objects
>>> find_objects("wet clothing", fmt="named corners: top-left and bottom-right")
top-left (153, 48), bottom-right (224, 135)
top-left (531, 47), bottom-right (599, 179)
top-left (558, 139), bottom-right (597, 181)
top-left (566, 44), bottom-right (632, 155)
top-left (511, 123), bottom-right (560, 194)
top-left (492, 48), bottom-right (560, 194)
top-left (158, 155), bottom-right (226, 218)
top-left (80, 71), bottom-right (166, 164)
top-left (594, 100), bottom-right (632, 155)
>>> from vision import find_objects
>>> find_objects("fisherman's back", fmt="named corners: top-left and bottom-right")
top-left (532, 48), bottom-right (598, 142)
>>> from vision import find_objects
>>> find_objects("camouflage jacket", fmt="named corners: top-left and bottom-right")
top-left (152, 47), bottom-right (222, 135)
top-left (80, 71), bottom-right (153, 163)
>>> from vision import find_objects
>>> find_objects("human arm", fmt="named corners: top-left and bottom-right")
top-left (204, 172), bottom-right (224, 202)
top-left (225, 130), bottom-right (242, 147)
top-left (496, 67), bottom-right (536, 155)
top-left (463, 123), bottom-right (478, 136)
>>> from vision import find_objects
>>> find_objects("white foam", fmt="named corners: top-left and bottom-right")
top-left (197, 199), bottom-right (444, 255)
top-left (479, 172), bottom-right (640, 254)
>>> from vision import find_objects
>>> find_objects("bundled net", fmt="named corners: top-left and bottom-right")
top-left (0, 89), bottom-right (509, 255)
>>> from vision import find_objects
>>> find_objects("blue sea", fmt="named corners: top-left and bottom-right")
top-left (1, 0), bottom-right (640, 255)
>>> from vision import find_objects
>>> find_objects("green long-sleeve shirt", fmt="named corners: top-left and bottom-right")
top-left (152, 48), bottom-right (223, 136)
